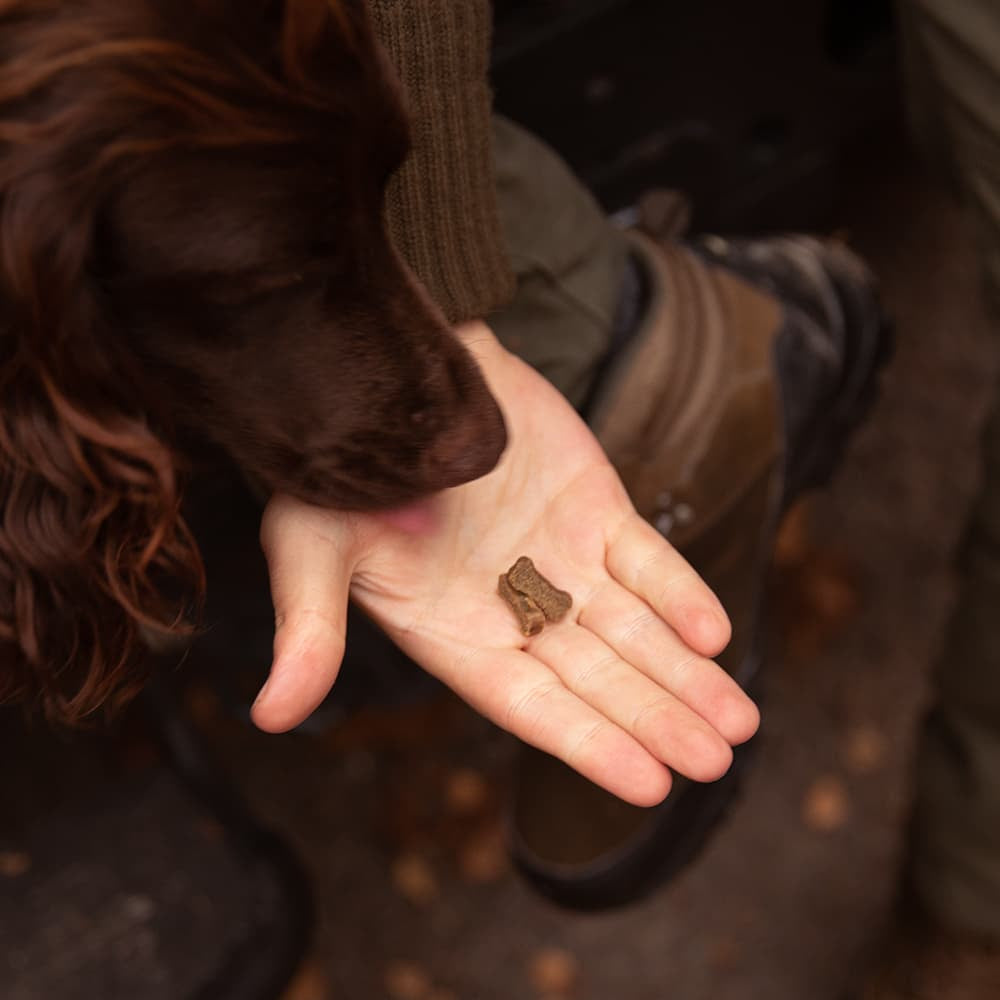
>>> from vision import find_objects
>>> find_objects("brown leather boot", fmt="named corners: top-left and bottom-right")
top-left (509, 227), bottom-right (890, 909)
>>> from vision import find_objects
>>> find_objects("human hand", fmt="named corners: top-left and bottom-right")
top-left (251, 322), bottom-right (759, 806)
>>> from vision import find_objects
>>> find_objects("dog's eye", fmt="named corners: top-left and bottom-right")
top-left (204, 270), bottom-right (308, 305)
top-left (252, 272), bottom-right (307, 294)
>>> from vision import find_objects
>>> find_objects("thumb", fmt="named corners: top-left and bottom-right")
top-left (251, 494), bottom-right (360, 734)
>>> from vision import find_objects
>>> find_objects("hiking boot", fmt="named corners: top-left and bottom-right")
top-left (508, 226), bottom-right (891, 910)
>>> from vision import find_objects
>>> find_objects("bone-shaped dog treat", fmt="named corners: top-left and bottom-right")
top-left (497, 572), bottom-right (546, 636)
top-left (507, 556), bottom-right (573, 622)
top-left (498, 556), bottom-right (573, 635)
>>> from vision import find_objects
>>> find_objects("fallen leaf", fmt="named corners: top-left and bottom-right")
top-left (0, 851), bottom-right (31, 878)
top-left (802, 776), bottom-right (851, 832)
top-left (774, 499), bottom-right (814, 567)
top-left (844, 724), bottom-right (888, 774)
top-left (281, 960), bottom-right (331, 1000)
top-left (385, 961), bottom-right (432, 1000)
top-left (444, 769), bottom-right (489, 815)
top-left (391, 853), bottom-right (439, 907)
top-left (528, 948), bottom-right (579, 996)
top-left (802, 558), bottom-right (859, 623)
top-left (458, 828), bottom-right (507, 884)
top-left (774, 550), bottom-right (861, 662)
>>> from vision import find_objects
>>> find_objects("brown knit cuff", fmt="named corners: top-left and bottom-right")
top-left (368, 0), bottom-right (515, 325)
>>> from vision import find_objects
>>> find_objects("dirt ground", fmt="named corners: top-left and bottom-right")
top-left (188, 136), bottom-right (999, 1000)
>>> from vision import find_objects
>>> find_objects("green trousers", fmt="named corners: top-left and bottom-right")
top-left (899, 0), bottom-right (1000, 940)
top-left (487, 115), bottom-right (631, 410)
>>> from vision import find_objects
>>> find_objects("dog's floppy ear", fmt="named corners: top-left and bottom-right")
top-left (0, 328), bottom-right (206, 725)
top-left (0, 146), bottom-right (205, 725)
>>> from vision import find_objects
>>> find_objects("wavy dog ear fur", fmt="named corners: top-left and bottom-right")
top-left (0, 352), bottom-right (205, 724)
top-left (0, 137), bottom-right (205, 722)
top-left (0, 0), bottom-right (266, 724)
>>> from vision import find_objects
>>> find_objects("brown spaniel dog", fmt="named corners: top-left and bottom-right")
top-left (0, 0), bottom-right (507, 724)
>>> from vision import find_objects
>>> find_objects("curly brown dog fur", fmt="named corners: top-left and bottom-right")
top-left (0, 0), bottom-right (507, 724)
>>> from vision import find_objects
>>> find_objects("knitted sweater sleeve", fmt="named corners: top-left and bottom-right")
top-left (367, 0), bottom-right (515, 324)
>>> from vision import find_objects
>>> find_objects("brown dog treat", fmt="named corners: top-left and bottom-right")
top-left (498, 573), bottom-right (546, 636)
top-left (506, 556), bottom-right (573, 623)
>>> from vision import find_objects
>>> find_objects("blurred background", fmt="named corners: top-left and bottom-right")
top-left (3, 0), bottom-right (995, 997)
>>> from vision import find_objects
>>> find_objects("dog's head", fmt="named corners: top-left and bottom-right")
top-left (0, 0), bottom-right (507, 722)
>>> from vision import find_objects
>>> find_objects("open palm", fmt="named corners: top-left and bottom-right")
top-left (253, 323), bottom-right (758, 806)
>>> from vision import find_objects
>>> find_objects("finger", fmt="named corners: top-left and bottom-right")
top-left (436, 644), bottom-right (673, 807)
top-left (579, 581), bottom-right (760, 746)
top-left (528, 624), bottom-right (735, 783)
top-left (606, 514), bottom-right (732, 656)
top-left (251, 495), bottom-right (358, 734)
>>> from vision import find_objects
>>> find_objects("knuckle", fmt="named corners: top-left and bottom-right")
top-left (502, 680), bottom-right (561, 736)
top-left (564, 720), bottom-right (608, 770)
top-left (573, 652), bottom-right (620, 691)
top-left (630, 696), bottom-right (678, 741)
top-left (666, 650), bottom-right (701, 687)
top-left (288, 606), bottom-right (345, 647)
top-left (654, 570), bottom-right (694, 609)
top-left (621, 610), bottom-right (659, 645)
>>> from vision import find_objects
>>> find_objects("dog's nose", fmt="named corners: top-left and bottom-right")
top-left (423, 396), bottom-right (507, 488)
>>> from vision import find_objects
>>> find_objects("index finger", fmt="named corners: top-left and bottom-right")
top-left (605, 514), bottom-right (731, 657)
